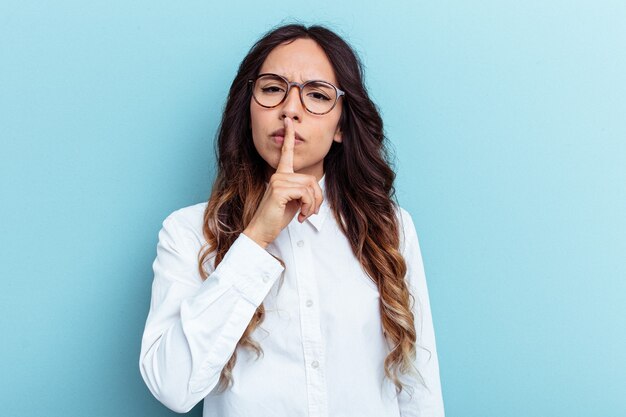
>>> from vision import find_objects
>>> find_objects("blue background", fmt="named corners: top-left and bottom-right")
top-left (1, 1), bottom-right (624, 416)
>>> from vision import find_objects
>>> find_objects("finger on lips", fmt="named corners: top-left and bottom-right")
top-left (276, 117), bottom-right (295, 174)
top-left (274, 118), bottom-right (323, 220)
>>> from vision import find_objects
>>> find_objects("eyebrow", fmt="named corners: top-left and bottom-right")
top-left (262, 72), bottom-right (335, 85)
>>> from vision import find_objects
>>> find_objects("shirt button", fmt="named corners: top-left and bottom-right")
top-left (306, 299), bottom-right (313, 307)
top-left (262, 274), bottom-right (269, 283)
top-left (297, 240), bottom-right (304, 247)
top-left (311, 360), bottom-right (319, 369)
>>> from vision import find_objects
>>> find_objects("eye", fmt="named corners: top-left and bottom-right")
top-left (304, 81), bottom-right (334, 101)
top-left (261, 85), bottom-right (285, 94)
top-left (307, 91), bottom-right (331, 101)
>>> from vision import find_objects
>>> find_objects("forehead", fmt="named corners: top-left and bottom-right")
top-left (259, 38), bottom-right (337, 84)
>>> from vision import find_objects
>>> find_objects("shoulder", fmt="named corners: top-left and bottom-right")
top-left (393, 205), bottom-right (428, 294)
top-left (164, 201), bottom-right (207, 227)
top-left (393, 204), bottom-right (418, 254)
top-left (160, 202), bottom-right (208, 249)
top-left (152, 202), bottom-right (209, 283)
top-left (394, 205), bottom-right (415, 228)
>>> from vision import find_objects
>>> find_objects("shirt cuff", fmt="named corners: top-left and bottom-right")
top-left (209, 232), bottom-right (285, 306)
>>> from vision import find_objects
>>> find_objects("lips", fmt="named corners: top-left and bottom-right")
top-left (272, 135), bottom-right (304, 145)
top-left (270, 128), bottom-right (304, 141)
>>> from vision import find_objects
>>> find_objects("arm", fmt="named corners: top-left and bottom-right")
top-left (138, 211), bottom-right (284, 413)
top-left (396, 208), bottom-right (446, 417)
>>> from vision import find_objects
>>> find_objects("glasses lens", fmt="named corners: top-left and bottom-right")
top-left (253, 75), bottom-right (288, 107)
top-left (302, 81), bottom-right (337, 114)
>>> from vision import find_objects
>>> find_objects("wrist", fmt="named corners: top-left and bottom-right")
top-left (242, 228), bottom-right (270, 249)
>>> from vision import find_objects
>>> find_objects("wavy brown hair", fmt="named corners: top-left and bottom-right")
top-left (197, 23), bottom-right (424, 396)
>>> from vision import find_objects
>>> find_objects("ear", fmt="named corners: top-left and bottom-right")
top-left (333, 125), bottom-right (343, 143)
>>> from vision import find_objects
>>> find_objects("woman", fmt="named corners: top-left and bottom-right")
top-left (139, 23), bottom-right (445, 417)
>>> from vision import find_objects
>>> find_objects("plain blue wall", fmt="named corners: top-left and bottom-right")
top-left (1, 1), bottom-right (624, 416)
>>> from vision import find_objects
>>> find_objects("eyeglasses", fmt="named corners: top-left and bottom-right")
top-left (248, 73), bottom-right (345, 115)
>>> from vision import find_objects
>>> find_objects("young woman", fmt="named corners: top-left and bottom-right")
top-left (139, 23), bottom-right (445, 417)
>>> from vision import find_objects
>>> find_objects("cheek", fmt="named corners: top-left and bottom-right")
top-left (250, 109), bottom-right (267, 144)
top-left (316, 121), bottom-right (340, 146)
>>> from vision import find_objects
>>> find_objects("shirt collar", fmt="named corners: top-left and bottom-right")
top-left (307, 173), bottom-right (329, 232)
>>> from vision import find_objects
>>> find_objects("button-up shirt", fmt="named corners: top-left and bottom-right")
top-left (139, 174), bottom-right (445, 416)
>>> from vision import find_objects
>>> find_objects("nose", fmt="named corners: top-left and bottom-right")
top-left (280, 84), bottom-right (304, 121)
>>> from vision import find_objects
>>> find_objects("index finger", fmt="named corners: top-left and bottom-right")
top-left (276, 117), bottom-right (295, 173)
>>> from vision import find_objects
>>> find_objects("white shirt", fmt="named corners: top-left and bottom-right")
top-left (139, 174), bottom-right (445, 417)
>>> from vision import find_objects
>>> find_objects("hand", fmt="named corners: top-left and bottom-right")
top-left (243, 117), bottom-right (324, 248)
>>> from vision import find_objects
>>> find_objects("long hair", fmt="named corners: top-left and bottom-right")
top-left (198, 23), bottom-right (423, 396)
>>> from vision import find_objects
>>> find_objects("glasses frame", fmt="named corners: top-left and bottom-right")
top-left (248, 72), bottom-right (345, 115)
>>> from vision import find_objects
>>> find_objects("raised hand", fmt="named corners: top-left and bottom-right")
top-left (242, 117), bottom-right (324, 249)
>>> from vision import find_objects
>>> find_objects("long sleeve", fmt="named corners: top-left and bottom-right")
top-left (139, 211), bottom-right (285, 413)
top-left (396, 208), bottom-right (445, 417)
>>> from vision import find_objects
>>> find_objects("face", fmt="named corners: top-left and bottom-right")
top-left (250, 38), bottom-right (343, 181)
